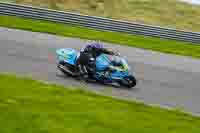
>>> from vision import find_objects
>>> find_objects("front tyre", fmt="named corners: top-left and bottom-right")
top-left (120, 75), bottom-right (137, 88)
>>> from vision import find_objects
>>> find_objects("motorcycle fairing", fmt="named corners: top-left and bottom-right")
top-left (56, 48), bottom-right (77, 65)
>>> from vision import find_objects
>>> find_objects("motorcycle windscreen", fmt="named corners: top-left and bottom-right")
top-left (95, 54), bottom-right (111, 71)
top-left (56, 48), bottom-right (77, 65)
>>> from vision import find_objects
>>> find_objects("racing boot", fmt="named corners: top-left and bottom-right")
top-left (78, 65), bottom-right (88, 80)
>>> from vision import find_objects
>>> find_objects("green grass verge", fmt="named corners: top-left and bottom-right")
top-left (1, 15), bottom-right (200, 59)
top-left (0, 73), bottom-right (200, 133)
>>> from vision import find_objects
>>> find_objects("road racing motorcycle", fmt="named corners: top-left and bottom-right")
top-left (56, 48), bottom-right (137, 88)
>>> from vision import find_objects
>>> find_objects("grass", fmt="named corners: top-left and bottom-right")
top-left (3, 0), bottom-right (200, 32)
top-left (0, 73), bottom-right (200, 133)
top-left (1, 15), bottom-right (200, 59)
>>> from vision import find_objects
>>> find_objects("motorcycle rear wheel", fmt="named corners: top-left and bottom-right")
top-left (57, 61), bottom-right (78, 77)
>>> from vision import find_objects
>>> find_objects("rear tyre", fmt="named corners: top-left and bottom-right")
top-left (57, 64), bottom-right (71, 76)
top-left (120, 75), bottom-right (137, 88)
top-left (57, 61), bottom-right (75, 76)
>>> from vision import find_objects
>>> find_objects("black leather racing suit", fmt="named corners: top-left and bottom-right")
top-left (77, 45), bottom-right (115, 77)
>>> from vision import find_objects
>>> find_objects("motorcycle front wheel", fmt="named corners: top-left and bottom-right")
top-left (120, 75), bottom-right (137, 88)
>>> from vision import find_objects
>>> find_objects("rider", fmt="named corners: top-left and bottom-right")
top-left (77, 41), bottom-right (116, 78)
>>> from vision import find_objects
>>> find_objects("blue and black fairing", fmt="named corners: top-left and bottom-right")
top-left (95, 54), bottom-right (130, 81)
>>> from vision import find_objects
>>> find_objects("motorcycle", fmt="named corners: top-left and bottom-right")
top-left (56, 48), bottom-right (137, 88)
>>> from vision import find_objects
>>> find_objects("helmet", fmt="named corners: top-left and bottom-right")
top-left (90, 41), bottom-right (103, 49)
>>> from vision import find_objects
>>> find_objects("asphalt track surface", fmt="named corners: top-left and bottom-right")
top-left (1, 27), bottom-right (200, 115)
